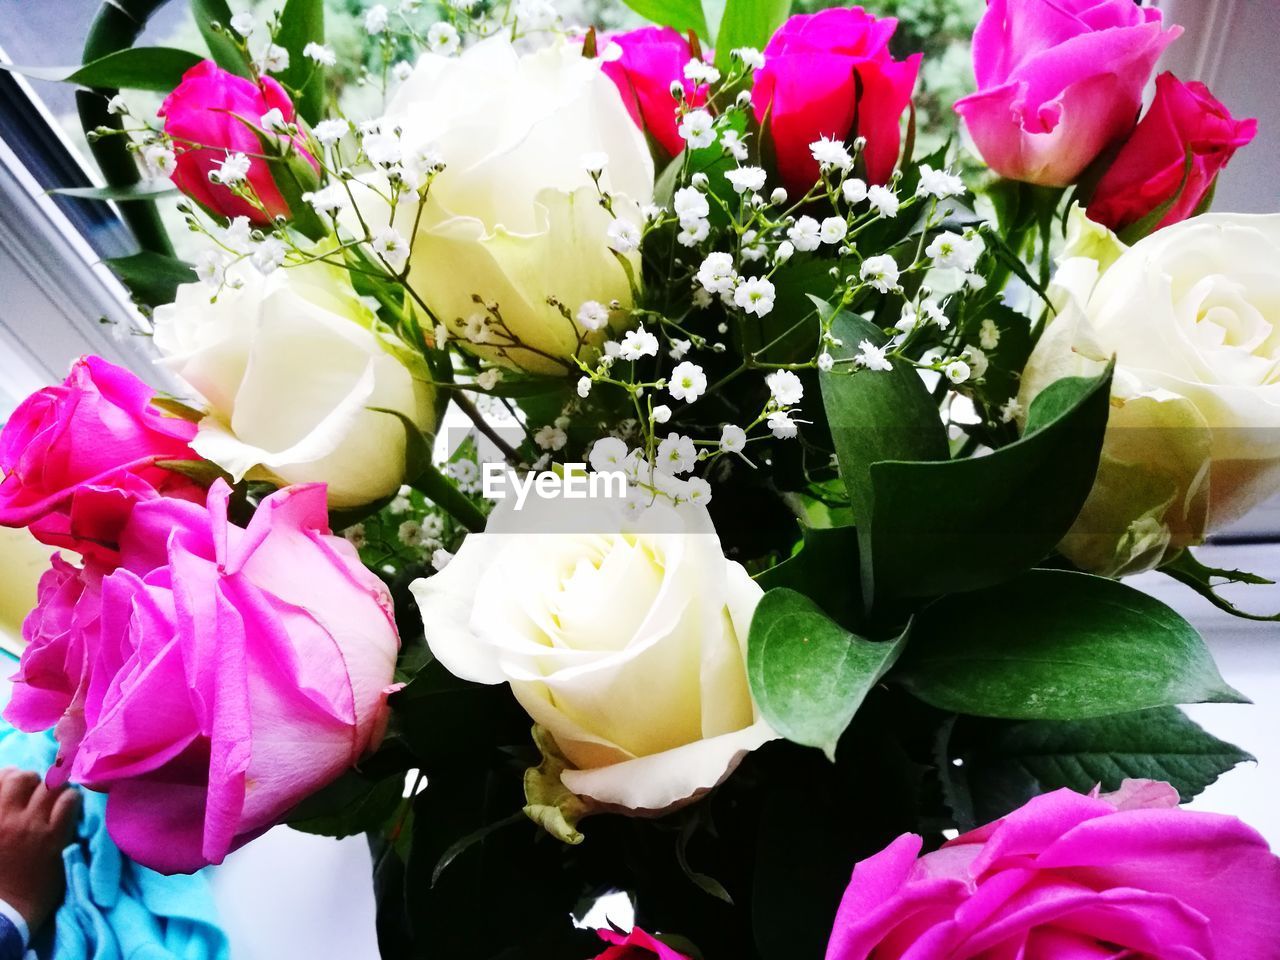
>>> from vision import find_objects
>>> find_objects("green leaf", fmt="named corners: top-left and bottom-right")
top-left (50, 181), bottom-right (178, 201)
top-left (714, 0), bottom-right (790, 70)
top-left (616, 0), bottom-right (709, 38)
top-left (2, 47), bottom-right (203, 91)
top-left (755, 524), bottom-right (862, 630)
top-left (104, 251), bottom-right (196, 308)
top-left (191, 0), bottom-right (253, 77)
top-left (747, 588), bottom-right (908, 759)
top-left (1117, 150), bottom-right (1195, 245)
top-left (275, 0), bottom-right (326, 123)
top-left (155, 458), bottom-right (231, 486)
top-left (232, 115), bottom-right (327, 238)
top-left (150, 396), bottom-right (205, 422)
top-left (863, 363), bottom-right (1113, 602)
top-left (940, 707), bottom-right (1253, 828)
top-left (818, 302), bottom-right (950, 527)
top-left (1160, 549), bottom-right (1280, 622)
top-left (896, 569), bottom-right (1247, 721)
top-left (287, 769), bottom-right (405, 838)
top-left (522, 726), bottom-right (588, 845)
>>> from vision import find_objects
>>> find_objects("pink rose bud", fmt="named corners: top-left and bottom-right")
top-left (826, 782), bottom-right (1280, 959)
top-left (0, 356), bottom-right (204, 565)
top-left (601, 27), bottom-right (708, 158)
top-left (159, 60), bottom-right (318, 224)
top-left (1087, 72), bottom-right (1257, 234)
top-left (752, 7), bottom-right (920, 194)
top-left (954, 0), bottom-right (1181, 187)
top-left (3, 480), bottom-right (401, 874)
top-left (593, 927), bottom-right (692, 960)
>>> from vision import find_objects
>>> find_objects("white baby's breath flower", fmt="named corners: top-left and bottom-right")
top-left (677, 218), bottom-right (710, 247)
top-left (620, 325), bottom-right (659, 360)
top-left (774, 240), bottom-right (795, 264)
top-left (251, 238), bottom-right (287, 274)
top-left (721, 129), bottom-right (749, 161)
top-left (765, 369), bottom-right (804, 406)
top-left (577, 300), bottom-right (610, 331)
top-left (854, 339), bottom-right (893, 371)
top-left (696, 252), bottom-right (737, 295)
top-left (106, 94), bottom-right (128, 115)
top-left (652, 404), bottom-right (672, 423)
top-left (312, 118), bottom-right (349, 146)
top-left (363, 132), bottom-right (402, 168)
top-left (229, 11), bottom-right (256, 36)
top-left (372, 226), bottom-right (411, 272)
top-left (304, 42), bottom-right (337, 66)
top-left (475, 369), bottom-right (502, 391)
top-left (577, 376), bottom-right (592, 398)
top-left (589, 437), bottom-right (628, 473)
top-left (733, 47), bottom-right (765, 70)
top-left (683, 59), bottom-right (720, 85)
top-left (945, 359), bottom-right (971, 384)
top-left (141, 142), bottom-right (177, 179)
top-left (581, 151), bottom-right (609, 174)
top-left (734, 276), bottom-right (775, 317)
top-left (787, 215), bottom-right (822, 252)
top-left (259, 45), bottom-right (290, 74)
top-left (431, 548), bottom-right (454, 571)
top-left (817, 352), bottom-right (835, 372)
top-left (842, 178), bottom-right (868, 204)
top-left (259, 107), bottom-right (289, 133)
top-left (607, 219), bottom-right (641, 253)
top-left (979, 318), bottom-right (1001, 350)
top-left (720, 424), bottom-right (747, 453)
top-left (224, 216), bottom-right (252, 247)
top-left (867, 184), bottom-right (899, 218)
top-left (657, 432), bottom-right (697, 474)
top-left (194, 249), bottom-right (228, 287)
top-left (302, 183), bottom-right (347, 216)
top-left (999, 397), bottom-right (1023, 424)
top-left (810, 136), bottom-right (853, 172)
top-left (916, 164), bottom-right (965, 199)
top-left (685, 476), bottom-right (712, 505)
top-left (860, 254), bottom-right (900, 293)
top-left (673, 186), bottom-right (710, 225)
top-left (678, 109), bottom-right (716, 149)
top-left (819, 216), bottom-right (847, 245)
top-left (398, 520), bottom-right (425, 547)
top-left (513, 0), bottom-right (557, 29)
top-left (926, 232), bottom-right (985, 272)
top-left (343, 524), bottom-right (367, 549)
top-left (767, 411), bottom-right (798, 439)
top-left (669, 339), bottom-right (692, 360)
top-left (725, 165), bottom-right (767, 194)
top-left (668, 361), bottom-right (707, 402)
top-left (427, 22), bottom-right (461, 55)
top-left (364, 5), bottom-right (390, 33)
top-left (534, 424), bottom-right (568, 451)
top-left (213, 151), bottom-right (251, 186)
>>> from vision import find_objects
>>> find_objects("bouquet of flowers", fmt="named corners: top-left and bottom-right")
top-left (4, 0), bottom-right (1280, 956)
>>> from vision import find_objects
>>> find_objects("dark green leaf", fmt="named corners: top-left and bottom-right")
top-left (1160, 549), bottom-right (1280, 622)
top-left (50, 181), bottom-right (177, 201)
top-left (150, 396), bottom-right (205, 422)
top-left (191, 0), bottom-right (253, 77)
top-left (896, 569), bottom-right (1247, 720)
top-left (155, 458), bottom-right (230, 486)
top-left (939, 707), bottom-right (1253, 827)
top-left (747, 588), bottom-right (907, 759)
top-left (755, 524), bottom-right (862, 630)
top-left (275, 0), bottom-right (326, 123)
top-left (1117, 150), bottom-right (1195, 245)
top-left (104, 251), bottom-right (196, 308)
top-left (2, 47), bottom-right (203, 91)
top-left (616, 0), bottom-right (709, 38)
top-left (287, 769), bottom-right (405, 838)
top-left (864, 364), bottom-right (1113, 602)
top-left (234, 115), bottom-right (327, 238)
top-left (715, 0), bottom-right (790, 70)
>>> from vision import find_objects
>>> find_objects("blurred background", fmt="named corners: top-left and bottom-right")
top-left (0, 1), bottom-right (1276, 957)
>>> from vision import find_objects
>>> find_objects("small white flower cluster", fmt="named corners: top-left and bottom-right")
top-left (587, 436), bottom-right (713, 512)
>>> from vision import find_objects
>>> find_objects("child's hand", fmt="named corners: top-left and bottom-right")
top-left (0, 769), bottom-right (77, 933)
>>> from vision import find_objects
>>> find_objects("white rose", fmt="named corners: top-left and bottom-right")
top-left (1021, 209), bottom-right (1280, 576)
top-left (410, 494), bottom-right (777, 812)
top-left (371, 37), bottom-right (654, 375)
top-left (153, 261), bottom-right (433, 507)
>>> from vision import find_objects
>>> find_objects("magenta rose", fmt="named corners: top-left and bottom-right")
top-left (601, 27), bottom-right (708, 159)
top-left (4, 480), bottom-right (401, 874)
top-left (593, 927), bottom-right (691, 960)
top-left (752, 7), bottom-right (920, 194)
top-left (1087, 72), bottom-right (1257, 233)
top-left (159, 60), bottom-right (317, 224)
top-left (825, 780), bottom-right (1280, 959)
top-left (0, 356), bottom-right (203, 564)
top-left (954, 0), bottom-right (1180, 186)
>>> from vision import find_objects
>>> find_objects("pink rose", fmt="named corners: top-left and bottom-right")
top-left (159, 60), bottom-right (318, 224)
top-left (954, 0), bottom-right (1180, 186)
top-left (4, 480), bottom-right (401, 874)
top-left (825, 781), bottom-right (1280, 959)
top-left (0, 356), bottom-right (203, 564)
top-left (752, 7), bottom-right (920, 193)
top-left (601, 27), bottom-right (707, 159)
top-left (593, 927), bottom-right (691, 960)
top-left (1087, 72), bottom-right (1257, 233)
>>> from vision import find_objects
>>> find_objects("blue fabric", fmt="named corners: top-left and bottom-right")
top-left (0, 655), bottom-right (230, 960)
top-left (0, 912), bottom-right (24, 960)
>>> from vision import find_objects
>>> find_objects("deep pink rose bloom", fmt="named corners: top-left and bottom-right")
top-left (593, 926), bottom-right (691, 960)
top-left (752, 7), bottom-right (920, 193)
top-left (601, 27), bottom-right (708, 158)
top-left (1088, 72), bottom-right (1257, 233)
top-left (0, 356), bottom-right (203, 564)
top-left (4, 480), bottom-right (401, 874)
top-left (159, 60), bottom-right (317, 224)
top-left (825, 781), bottom-right (1280, 959)
top-left (954, 0), bottom-right (1181, 186)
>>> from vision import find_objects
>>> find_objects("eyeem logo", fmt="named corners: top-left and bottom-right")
top-left (483, 462), bottom-right (627, 510)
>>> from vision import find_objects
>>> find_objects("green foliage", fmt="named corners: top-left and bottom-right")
top-left (939, 708), bottom-right (1253, 828)
top-left (755, 524), bottom-right (862, 628)
top-left (288, 769), bottom-right (406, 838)
top-left (747, 588), bottom-right (907, 759)
top-left (50, 182), bottom-right (178, 201)
top-left (191, 0), bottom-right (253, 77)
top-left (104, 251), bottom-right (197, 308)
top-left (2, 47), bottom-right (203, 91)
top-left (714, 0), bottom-right (791, 70)
top-left (615, 0), bottom-right (710, 37)
top-left (1160, 549), bottom-right (1280, 622)
top-left (896, 569), bottom-right (1247, 720)
top-left (275, 0), bottom-right (328, 123)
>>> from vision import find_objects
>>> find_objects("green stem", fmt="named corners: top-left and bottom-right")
top-left (411, 462), bottom-right (486, 533)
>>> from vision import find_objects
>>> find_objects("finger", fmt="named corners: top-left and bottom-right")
top-left (49, 788), bottom-right (79, 836)
top-left (0, 769), bottom-right (40, 809)
top-left (27, 779), bottom-right (60, 819)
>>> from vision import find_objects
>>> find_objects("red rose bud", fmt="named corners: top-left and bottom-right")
top-left (600, 27), bottom-right (708, 159)
top-left (1088, 72), bottom-right (1257, 234)
top-left (159, 60), bottom-right (319, 224)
